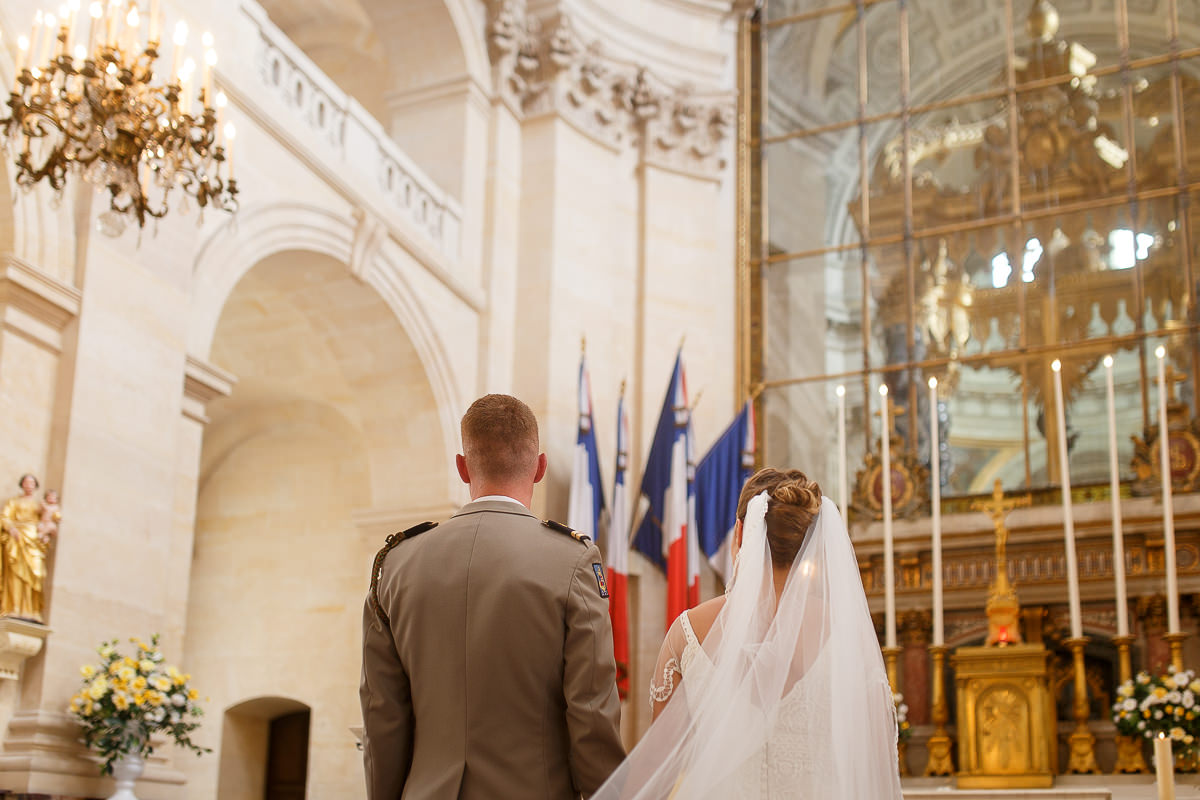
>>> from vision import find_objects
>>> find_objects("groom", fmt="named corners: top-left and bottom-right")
top-left (360, 393), bottom-right (624, 799)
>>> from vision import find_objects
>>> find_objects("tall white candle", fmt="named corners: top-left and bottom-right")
top-left (1104, 355), bottom-right (1129, 637)
top-left (1051, 359), bottom-right (1083, 639)
top-left (880, 383), bottom-right (896, 649)
top-left (1155, 346), bottom-right (1180, 634)
top-left (836, 385), bottom-right (848, 518)
top-left (1154, 733), bottom-right (1176, 800)
top-left (929, 377), bottom-right (944, 646)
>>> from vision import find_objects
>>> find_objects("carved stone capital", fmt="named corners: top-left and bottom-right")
top-left (486, 4), bottom-right (733, 176)
top-left (0, 617), bottom-right (49, 681)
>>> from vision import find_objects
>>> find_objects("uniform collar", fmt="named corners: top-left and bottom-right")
top-left (454, 498), bottom-right (539, 520)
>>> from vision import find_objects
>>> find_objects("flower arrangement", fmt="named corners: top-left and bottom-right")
top-left (1111, 668), bottom-right (1199, 752)
top-left (893, 692), bottom-right (912, 742)
top-left (68, 635), bottom-right (210, 774)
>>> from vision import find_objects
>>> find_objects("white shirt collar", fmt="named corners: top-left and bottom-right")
top-left (472, 494), bottom-right (527, 508)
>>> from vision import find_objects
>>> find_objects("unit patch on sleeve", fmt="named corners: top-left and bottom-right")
top-left (592, 563), bottom-right (610, 598)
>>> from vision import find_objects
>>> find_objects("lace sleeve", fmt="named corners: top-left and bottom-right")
top-left (648, 614), bottom-right (690, 720)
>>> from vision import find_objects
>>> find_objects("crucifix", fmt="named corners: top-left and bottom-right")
top-left (972, 479), bottom-right (1032, 645)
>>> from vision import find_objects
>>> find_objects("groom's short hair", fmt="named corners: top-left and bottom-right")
top-left (460, 394), bottom-right (540, 482)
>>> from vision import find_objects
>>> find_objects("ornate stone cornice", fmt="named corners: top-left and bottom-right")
top-left (0, 256), bottom-right (81, 353)
top-left (487, 1), bottom-right (734, 176)
top-left (182, 355), bottom-right (236, 425)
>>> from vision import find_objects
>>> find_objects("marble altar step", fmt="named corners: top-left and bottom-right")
top-left (902, 774), bottom-right (1200, 799)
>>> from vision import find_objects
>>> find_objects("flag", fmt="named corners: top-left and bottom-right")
top-left (632, 352), bottom-right (692, 629)
top-left (608, 389), bottom-right (632, 699)
top-left (695, 400), bottom-right (756, 582)
top-left (568, 352), bottom-right (606, 542)
top-left (686, 415), bottom-right (701, 608)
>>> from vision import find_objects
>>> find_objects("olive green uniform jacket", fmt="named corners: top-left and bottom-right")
top-left (360, 499), bottom-right (625, 799)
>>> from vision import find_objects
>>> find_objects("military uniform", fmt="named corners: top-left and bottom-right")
top-left (360, 498), bottom-right (625, 799)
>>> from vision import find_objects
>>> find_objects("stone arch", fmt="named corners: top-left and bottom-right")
top-left (217, 696), bottom-right (312, 800)
top-left (189, 201), bottom-right (466, 490)
top-left (183, 240), bottom-right (462, 796)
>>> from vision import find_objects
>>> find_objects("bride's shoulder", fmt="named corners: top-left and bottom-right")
top-left (685, 596), bottom-right (726, 645)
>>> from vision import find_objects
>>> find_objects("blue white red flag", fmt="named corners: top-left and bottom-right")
top-left (695, 400), bottom-right (757, 582)
top-left (632, 351), bottom-right (692, 629)
top-left (608, 388), bottom-right (631, 699)
top-left (568, 352), bottom-right (606, 542)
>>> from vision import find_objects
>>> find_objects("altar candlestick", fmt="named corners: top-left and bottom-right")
top-left (1104, 355), bottom-right (1129, 637)
top-left (1052, 359), bottom-right (1082, 640)
top-left (1154, 734), bottom-right (1176, 800)
top-left (929, 377), bottom-right (944, 646)
top-left (1155, 346), bottom-right (1180, 634)
top-left (836, 385), bottom-right (847, 517)
top-left (880, 383), bottom-right (896, 649)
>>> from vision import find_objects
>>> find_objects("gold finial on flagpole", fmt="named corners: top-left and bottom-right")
top-left (581, 335), bottom-right (586, 354)
top-left (619, 378), bottom-right (627, 396)
top-left (690, 387), bottom-right (705, 412)
top-left (678, 333), bottom-right (686, 352)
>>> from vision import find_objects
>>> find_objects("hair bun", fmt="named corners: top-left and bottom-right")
top-left (772, 477), bottom-right (821, 514)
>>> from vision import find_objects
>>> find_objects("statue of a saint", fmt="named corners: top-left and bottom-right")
top-left (0, 474), bottom-right (60, 622)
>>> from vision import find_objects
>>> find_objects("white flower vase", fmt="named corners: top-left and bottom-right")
top-left (108, 753), bottom-right (144, 800)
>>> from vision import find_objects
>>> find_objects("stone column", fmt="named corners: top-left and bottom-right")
top-left (1136, 594), bottom-right (1168, 676)
top-left (900, 609), bottom-right (932, 724)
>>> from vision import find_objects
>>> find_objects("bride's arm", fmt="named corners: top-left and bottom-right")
top-left (648, 615), bottom-right (689, 722)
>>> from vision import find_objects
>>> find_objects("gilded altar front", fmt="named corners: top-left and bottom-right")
top-left (952, 644), bottom-right (1056, 789)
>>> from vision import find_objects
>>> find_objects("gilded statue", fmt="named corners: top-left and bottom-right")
top-left (0, 474), bottom-right (61, 622)
top-left (972, 480), bottom-right (1031, 646)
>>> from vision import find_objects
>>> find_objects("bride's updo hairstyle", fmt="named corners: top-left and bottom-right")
top-left (736, 468), bottom-right (823, 568)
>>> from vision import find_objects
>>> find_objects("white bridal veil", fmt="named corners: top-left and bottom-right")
top-left (593, 494), bottom-right (902, 799)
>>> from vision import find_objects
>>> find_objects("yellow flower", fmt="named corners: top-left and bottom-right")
top-left (124, 657), bottom-right (136, 668)
top-left (87, 677), bottom-right (109, 700)
top-left (167, 666), bottom-right (186, 686)
top-left (153, 676), bottom-right (172, 692)
top-left (187, 688), bottom-right (198, 701)
top-left (137, 640), bottom-right (151, 652)
top-left (118, 666), bottom-right (136, 682)
top-left (138, 659), bottom-right (155, 673)
top-left (113, 693), bottom-right (129, 711)
top-left (1154, 687), bottom-right (1168, 699)
top-left (83, 699), bottom-right (93, 715)
top-left (132, 676), bottom-right (147, 691)
top-left (147, 691), bottom-right (164, 707)
top-left (68, 696), bottom-right (81, 713)
top-left (133, 691), bottom-right (146, 706)
top-left (80, 665), bottom-right (96, 679)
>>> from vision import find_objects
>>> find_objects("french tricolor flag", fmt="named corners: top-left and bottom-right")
top-left (695, 401), bottom-right (757, 582)
top-left (607, 388), bottom-right (632, 699)
top-left (633, 352), bottom-right (692, 630)
top-left (568, 351), bottom-right (606, 544)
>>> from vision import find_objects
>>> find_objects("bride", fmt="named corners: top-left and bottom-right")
top-left (594, 469), bottom-right (903, 799)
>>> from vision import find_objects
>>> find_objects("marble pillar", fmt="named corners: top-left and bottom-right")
top-left (900, 609), bottom-right (932, 724)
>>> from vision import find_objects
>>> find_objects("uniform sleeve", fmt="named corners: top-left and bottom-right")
top-left (360, 596), bottom-right (414, 800)
top-left (563, 543), bottom-right (626, 796)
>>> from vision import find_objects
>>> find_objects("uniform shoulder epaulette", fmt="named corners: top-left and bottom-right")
top-left (369, 521), bottom-right (437, 625)
top-left (543, 518), bottom-right (591, 545)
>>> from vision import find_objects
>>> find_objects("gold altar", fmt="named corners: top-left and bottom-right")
top-left (952, 644), bottom-right (1056, 789)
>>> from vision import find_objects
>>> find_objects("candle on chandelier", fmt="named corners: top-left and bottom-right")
top-left (929, 376), bottom-right (944, 647)
top-left (203, 49), bottom-right (217, 108)
top-left (836, 384), bottom-right (847, 517)
top-left (15, 35), bottom-right (29, 76)
top-left (1155, 346), bottom-right (1180, 634)
top-left (171, 21), bottom-right (188, 83)
top-left (39, 13), bottom-right (58, 67)
top-left (105, 0), bottom-right (118, 48)
top-left (29, 10), bottom-right (44, 67)
top-left (880, 383), bottom-right (896, 649)
top-left (1051, 359), bottom-right (1083, 640)
top-left (123, 5), bottom-right (138, 57)
top-left (223, 122), bottom-right (236, 175)
top-left (86, 2), bottom-right (102, 53)
top-left (149, 0), bottom-right (160, 44)
top-left (1104, 355), bottom-right (1129, 637)
top-left (180, 56), bottom-right (195, 114)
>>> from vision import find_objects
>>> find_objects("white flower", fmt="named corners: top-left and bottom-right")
top-left (1155, 710), bottom-right (1164, 719)
top-left (1168, 691), bottom-right (1183, 704)
top-left (1175, 673), bottom-right (1191, 689)
top-left (1123, 698), bottom-right (1137, 711)
top-left (1183, 692), bottom-right (1195, 709)
top-left (1118, 683), bottom-right (1135, 698)
top-left (171, 693), bottom-right (186, 707)
top-left (1138, 720), bottom-right (1147, 730)
top-left (169, 711), bottom-right (180, 724)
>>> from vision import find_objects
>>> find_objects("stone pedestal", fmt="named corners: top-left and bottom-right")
top-left (952, 643), bottom-right (1056, 789)
top-left (0, 619), bottom-right (49, 681)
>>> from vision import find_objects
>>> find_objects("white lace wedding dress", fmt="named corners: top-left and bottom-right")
top-left (654, 610), bottom-right (833, 799)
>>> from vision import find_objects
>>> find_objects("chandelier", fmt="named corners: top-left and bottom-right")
top-left (2, 1), bottom-right (238, 234)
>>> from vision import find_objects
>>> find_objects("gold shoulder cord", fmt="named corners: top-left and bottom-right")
top-left (370, 521), bottom-right (437, 626)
